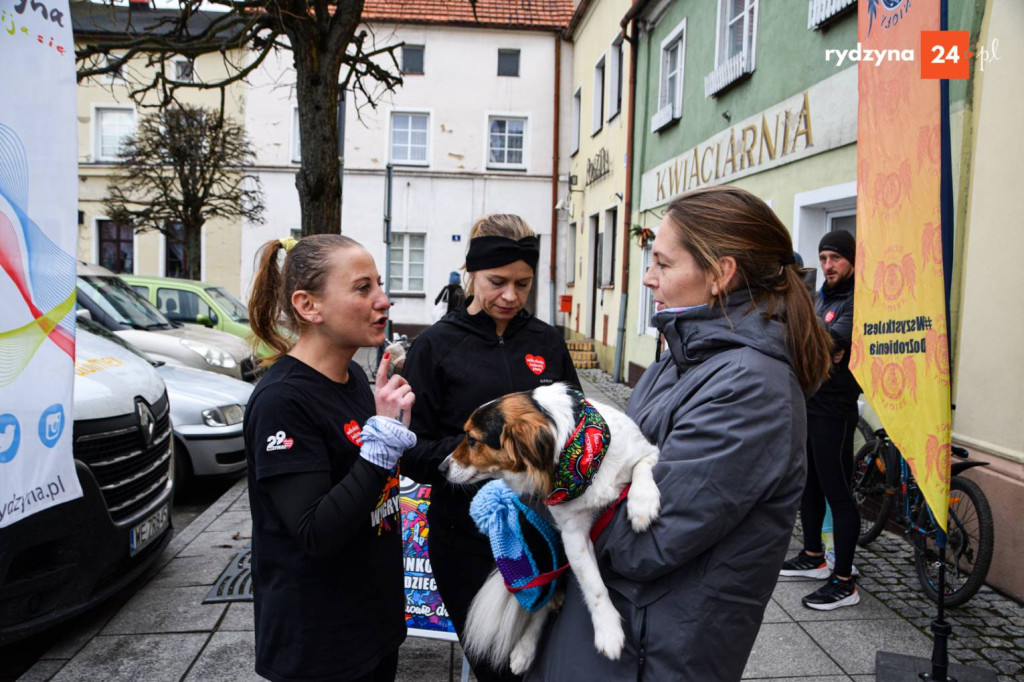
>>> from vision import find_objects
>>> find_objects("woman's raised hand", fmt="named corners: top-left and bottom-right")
top-left (375, 353), bottom-right (415, 428)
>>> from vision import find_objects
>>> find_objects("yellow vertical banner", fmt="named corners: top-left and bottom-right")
top-left (852, 1), bottom-right (950, 531)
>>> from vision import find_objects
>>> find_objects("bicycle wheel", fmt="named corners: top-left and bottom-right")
top-left (914, 476), bottom-right (995, 608)
top-left (853, 417), bottom-right (874, 455)
top-left (852, 440), bottom-right (895, 546)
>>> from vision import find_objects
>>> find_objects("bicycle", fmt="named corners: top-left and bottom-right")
top-left (850, 426), bottom-right (995, 607)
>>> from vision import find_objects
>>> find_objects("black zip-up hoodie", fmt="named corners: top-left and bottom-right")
top-left (807, 274), bottom-right (861, 419)
top-left (401, 302), bottom-right (580, 553)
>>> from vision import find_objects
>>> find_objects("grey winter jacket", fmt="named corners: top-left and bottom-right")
top-left (526, 292), bottom-right (807, 681)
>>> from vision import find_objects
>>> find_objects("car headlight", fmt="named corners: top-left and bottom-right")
top-left (202, 404), bottom-right (245, 427)
top-left (180, 339), bottom-right (238, 369)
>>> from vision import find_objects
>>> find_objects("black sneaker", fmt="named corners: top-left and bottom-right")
top-left (801, 575), bottom-right (860, 610)
top-left (779, 551), bottom-right (831, 579)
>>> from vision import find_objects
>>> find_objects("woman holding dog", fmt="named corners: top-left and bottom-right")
top-left (401, 214), bottom-right (580, 682)
top-left (526, 186), bottom-right (833, 681)
top-left (244, 234), bottom-right (416, 682)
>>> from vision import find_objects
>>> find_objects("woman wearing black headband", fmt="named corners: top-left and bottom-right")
top-left (401, 214), bottom-right (580, 682)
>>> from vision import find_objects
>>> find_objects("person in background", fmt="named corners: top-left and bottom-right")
top-left (245, 234), bottom-right (416, 682)
top-left (526, 186), bottom-right (833, 680)
top-left (401, 215), bottom-right (580, 682)
top-left (780, 229), bottom-right (863, 611)
top-left (435, 271), bottom-right (467, 317)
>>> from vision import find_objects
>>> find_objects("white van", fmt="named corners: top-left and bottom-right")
top-left (0, 329), bottom-right (174, 644)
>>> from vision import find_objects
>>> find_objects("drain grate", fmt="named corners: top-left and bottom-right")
top-left (204, 547), bottom-right (253, 603)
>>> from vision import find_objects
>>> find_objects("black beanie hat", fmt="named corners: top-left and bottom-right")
top-left (818, 229), bottom-right (856, 264)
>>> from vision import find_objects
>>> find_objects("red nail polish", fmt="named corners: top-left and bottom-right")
top-left (383, 352), bottom-right (390, 359)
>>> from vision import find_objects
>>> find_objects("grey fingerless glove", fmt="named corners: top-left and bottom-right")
top-left (359, 416), bottom-right (417, 470)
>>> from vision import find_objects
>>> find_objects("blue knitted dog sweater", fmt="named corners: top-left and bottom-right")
top-left (470, 481), bottom-right (567, 612)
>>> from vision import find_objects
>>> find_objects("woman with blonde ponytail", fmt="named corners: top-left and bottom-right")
top-left (243, 234), bottom-right (416, 682)
top-left (527, 186), bottom-right (832, 681)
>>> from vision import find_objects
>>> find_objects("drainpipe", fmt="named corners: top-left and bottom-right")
top-left (612, 13), bottom-right (639, 384)
top-left (549, 34), bottom-right (562, 327)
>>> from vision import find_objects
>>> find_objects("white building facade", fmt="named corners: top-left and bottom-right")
top-left (242, 2), bottom-right (573, 332)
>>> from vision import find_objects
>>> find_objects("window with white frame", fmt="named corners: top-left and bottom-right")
top-left (488, 117), bottom-right (526, 168)
top-left (95, 107), bottom-right (135, 162)
top-left (391, 112), bottom-right (429, 165)
top-left (609, 38), bottom-right (624, 120)
top-left (601, 207), bottom-right (617, 287)
top-left (567, 222), bottom-right (576, 285)
top-left (718, 0), bottom-right (757, 66)
top-left (402, 45), bottom-right (424, 74)
top-left (291, 107), bottom-right (301, 163)
top-left (592, 56), bottom-right (605, 135)
top-left (705, 0), bottom-right (757, 96)
top-left (173, 57), bottom-right (194, 83)
top-left (651, 18), bottom-right (685, 132)
top-left (570, 89), bottom-right (582, 155)
top-left (389, 233), bottom-right (425, 293)
top-left (639, 243), bottom-right (657, 335)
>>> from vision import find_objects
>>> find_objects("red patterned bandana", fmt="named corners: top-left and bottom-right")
top-left (544, 391), bottom-right (610, 505)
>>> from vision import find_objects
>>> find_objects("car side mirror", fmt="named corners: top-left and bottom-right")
top-left (76, 308), bottom-right (93, 321)
top-left (196, 314), bottom-right (216, 328)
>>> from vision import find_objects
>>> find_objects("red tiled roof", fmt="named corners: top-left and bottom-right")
top-left (362, 0), bottom-right (574, 31)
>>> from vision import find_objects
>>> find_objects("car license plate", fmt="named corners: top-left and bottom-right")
top-left (130, 504), bottom-right (169, 556)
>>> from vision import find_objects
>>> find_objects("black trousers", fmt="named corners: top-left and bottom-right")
top-left (429, 531), bottom-right (522, 682)
top-left (350, 650), bottom-right (398, 682)
top-left (800, 414), bottom-right (861, 578)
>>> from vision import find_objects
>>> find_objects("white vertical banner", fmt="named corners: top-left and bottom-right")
top-left (0, 0), bottom-right (83, 526)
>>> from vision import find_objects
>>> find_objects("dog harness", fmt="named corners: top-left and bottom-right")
top-left (544, 391), bottom-right (611, 506)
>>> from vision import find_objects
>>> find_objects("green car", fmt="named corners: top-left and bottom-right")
top-left (120, 274), bottom-right (272, 358)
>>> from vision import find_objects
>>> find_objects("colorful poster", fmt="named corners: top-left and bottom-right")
top-left (0, 0), bottom-right (83, 526)
top-left (852, 0), bottom-right (950, 530)
top-left (401, 478), bottom-right (457, 640)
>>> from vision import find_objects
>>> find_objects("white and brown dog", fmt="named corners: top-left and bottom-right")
top-left (443, 382), bottom-right (661, 673)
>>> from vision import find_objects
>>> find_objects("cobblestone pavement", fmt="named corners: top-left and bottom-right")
top-left (854, 532), bottom-right (1024, 681)
top-left (578, 367), bottom-right (1024, 682)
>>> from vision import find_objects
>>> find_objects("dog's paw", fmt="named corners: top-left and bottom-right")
top-left (510, 641), bottom-right (537, 674)
top-left (627, 487), bottom-right (661, 533)
top-left (593, 621), bottom-right (626, 660)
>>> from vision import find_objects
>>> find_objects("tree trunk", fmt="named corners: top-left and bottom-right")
top-left (286, 9), bottom-right (359, 236)
top-left (184, 222), bottom-right (203, 281)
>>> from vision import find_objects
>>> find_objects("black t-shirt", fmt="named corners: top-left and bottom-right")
top-left (244, 356), bottom-right (405, 682)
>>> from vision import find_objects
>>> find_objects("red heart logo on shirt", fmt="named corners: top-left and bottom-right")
top-left (525, 354), bottom-right (546, 375)
top-left (282, 438), bottom-right (294, 449)
top-left (344, 420), bottom-right (363, 447)
top-left (824, 310), bottom-right (836, 323)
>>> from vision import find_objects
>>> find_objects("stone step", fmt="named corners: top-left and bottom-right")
top-left (566, 340), bottom-right (595, 352)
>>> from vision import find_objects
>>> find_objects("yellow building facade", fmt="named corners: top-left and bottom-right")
top-left (562, 0), bottom-right (633, 373)
top-left (74, 7), bottom-right (247, 294)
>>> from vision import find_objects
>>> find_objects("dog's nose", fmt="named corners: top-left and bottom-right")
top-left (438, 455), bottom-right (452, 475)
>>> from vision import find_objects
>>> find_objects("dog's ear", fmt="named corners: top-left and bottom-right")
top-left (500, 410), bottom-right (556, 494)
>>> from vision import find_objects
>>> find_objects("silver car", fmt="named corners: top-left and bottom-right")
top-left (156, 363), bottom-right (253, 486)
top-left (76, 262), bottom-right (258, 382)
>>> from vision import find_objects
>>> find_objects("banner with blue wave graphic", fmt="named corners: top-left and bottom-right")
top-left (0, 0), bottom-right (83, 526)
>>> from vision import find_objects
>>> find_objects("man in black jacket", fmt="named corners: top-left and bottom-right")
top-left (781, 229), bottom-right (862, 610)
